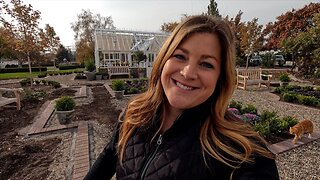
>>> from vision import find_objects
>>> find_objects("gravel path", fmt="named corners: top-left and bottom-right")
top-left (232, 87), bottom-right (320, 180)
top-left (2, 75), bottom-right (319, 179)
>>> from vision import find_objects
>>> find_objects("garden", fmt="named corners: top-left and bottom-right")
top-left (228, 100), bottom-right (298, 144)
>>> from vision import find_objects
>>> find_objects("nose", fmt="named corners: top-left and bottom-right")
top-left (180, 64), bottom-right (197, 79)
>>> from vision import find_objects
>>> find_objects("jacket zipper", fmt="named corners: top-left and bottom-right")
top-left (139, 134), bottom-right (163, 180)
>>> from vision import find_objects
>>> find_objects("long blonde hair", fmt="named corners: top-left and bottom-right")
top-left (118, 15), bottom-right (274, 168)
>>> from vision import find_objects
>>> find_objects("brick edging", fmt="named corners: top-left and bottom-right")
top-left (72, 121), bottom-right (90, 180)
top-left (267, 132), bottom-right (320, 154)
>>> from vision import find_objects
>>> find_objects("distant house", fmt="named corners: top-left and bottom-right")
top-left (94, 29), bottom-right (168, 70)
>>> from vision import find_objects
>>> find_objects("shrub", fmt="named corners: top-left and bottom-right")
top-left (41, 80), bottom-right (47, 85)
top-left (274, 86), bottom-right (286, 94)
top-left (85, 59), bottom-right (95, 72)
top-left (253, 121), bottom-right (270, 138)
top-left (20, 78), bottom-right (31, 86)
top-left (260, 110), bottom-right (277, 121)
top-left (75, 73), bottom-right (86, 79)
top-left (55, 96), bottom-right (75, 111)
top-left (38, 72), bottom-right (47, 78)
top-left (228, 100), bottom-right (242, 111)
top-left (298, 95), bottom-right (319, 106)
top-left (111, 80), bottom-right (125, 91)
top-left (283, 92), bottom-right (299, 103)
top-left (51, 81), bottom-right (61, 88)
top-left (241, 104), bottom-right (257, 114)
top-left (128, 87), bottom-right (139, 94)
top-left (279, 73), bottom-right (290, 82)
top-left (282, 116), bottom-right (299, 127)
top-left (302, 86), bottom-right (314, 91)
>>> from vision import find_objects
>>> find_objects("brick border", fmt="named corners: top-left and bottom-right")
top-left (72, 121), bottom-right (90, 180)
top-left (267, 132), bottom-right (320, 154)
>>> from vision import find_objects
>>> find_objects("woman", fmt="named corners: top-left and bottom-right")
top-left (85, 15), bottom-right (279, 180)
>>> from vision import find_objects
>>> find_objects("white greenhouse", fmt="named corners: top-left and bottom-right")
top-left (94, 29), bottom-right (168, 75)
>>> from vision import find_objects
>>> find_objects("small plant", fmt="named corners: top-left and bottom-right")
top-left (228, 100), bottom-right (242, 111)
top-left (55, 96), bottom-right (75, 111)
top-left (38, 72), bottom-right (47, 78)
top-left (283, 92), bottom-right (299, 103)
top-left (279, 73), bottom-right (290, 82)
top-left (20, 78), bottom-right (31, 86)
top-left (85, 59), bottom-right (95, 72)
top-left (227, 108), bottom-right (240, 115)
top-left (111, 80), bottom-right (125, 91)
top-left (241, 104), bottom-right (257, 114)
top-left (128, 87), bottom-right (139, 94)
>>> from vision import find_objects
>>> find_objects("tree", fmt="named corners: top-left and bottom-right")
top-left (239, 18), bottom-right (263, 68)
top-left (161, 21), bottom-right (179, 33)
top-left (0, 27), bottom-right (17, 60)
top-left (282, 12), bottom-right (320, 76)
top-left (0, 0), bottom-right (43, 85)
top-left (160, 14), bottom-right (189, 33)
top-left (225, 11), bottom-right (245, 65)
top-left (263, 3), bottom-right (320, 50)
top-left (207, 0), bottom-right (220, 17)
top-left (39, 24), bottom-right (60, 66)
top-left (71, 9), bottom-right (115, 64)
top-left (56, 44), bottom-right (69, 63)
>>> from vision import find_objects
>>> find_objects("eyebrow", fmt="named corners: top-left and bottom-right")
top-left (176, 47), bottom-right (219, 62)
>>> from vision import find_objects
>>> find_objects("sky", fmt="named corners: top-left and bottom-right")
top-left (21, 0), bottom-right (319, 48)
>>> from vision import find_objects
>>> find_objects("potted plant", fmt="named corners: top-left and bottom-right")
top-left (111, 80), bottom-right (125, 99)
top-left (132, 51), bottom-right (147, 78)
top-left (55, 96), bottom-right (76, 124)
top-left (95, 71), bottom-right (102, 80)
top-left (85, 59), bottom-right (96, 81)
top-left (279, 73), bottom-right (290, 86)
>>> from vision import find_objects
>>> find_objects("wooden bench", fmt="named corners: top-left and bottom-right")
top-left (236, 68), bottom-right (272, 90)
top-left (0, 88), bottom-right (23, 110)
top-left (108, 66), bottom-right (130, 79)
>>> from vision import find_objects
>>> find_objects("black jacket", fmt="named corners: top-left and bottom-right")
top-left (84, 102), bottom-right (279, 180)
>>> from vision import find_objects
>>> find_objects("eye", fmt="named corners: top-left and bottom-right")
top-left (200, 62), bottom-right (214, 69)
top-left (173, 54), bottom-right (185, 60)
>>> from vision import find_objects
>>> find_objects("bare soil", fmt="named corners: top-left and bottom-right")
top-left (0, 84), bottom-right (121, 180)
top-left (0, 82), bottom-right (292, 179)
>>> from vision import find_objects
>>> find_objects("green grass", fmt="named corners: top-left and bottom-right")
top-left (0, 68), bottom-right (85, 80)
top-left (0, 72), bottom-right (38, 80)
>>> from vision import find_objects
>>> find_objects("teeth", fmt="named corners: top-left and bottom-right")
top-left (176, 81), bottom-right (193, 90)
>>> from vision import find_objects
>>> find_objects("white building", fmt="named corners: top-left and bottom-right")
top-left (94, 29), bottom-right (168, 70)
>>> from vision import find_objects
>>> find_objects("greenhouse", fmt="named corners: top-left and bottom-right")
top-left (94, 29), bottom-right (168, 69)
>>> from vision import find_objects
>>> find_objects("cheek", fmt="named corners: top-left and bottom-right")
top-left (161, 61), bottom-right (174, 79)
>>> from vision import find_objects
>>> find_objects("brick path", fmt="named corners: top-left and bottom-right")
top-left (27, 85), bottom-right (90, 180)
top-left (24, 79), bottom-right (320, 179)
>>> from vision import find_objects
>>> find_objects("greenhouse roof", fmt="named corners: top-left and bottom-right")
top-left (95, 29), bottom-right (169, 53)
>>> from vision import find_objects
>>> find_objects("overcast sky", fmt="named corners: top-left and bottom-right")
top-left (22, 0), bottom-right (319, 47)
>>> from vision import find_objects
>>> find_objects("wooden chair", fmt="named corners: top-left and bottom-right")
top-left (107, 66), bottom-right (130, 79)
top-left (0, 88), bottom-right (23, 110)
top-left (236, 68), bottom-right (272, 90)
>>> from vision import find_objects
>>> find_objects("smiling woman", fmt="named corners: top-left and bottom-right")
top-left (84, 15), bottom-right (279, 180)
top-left (160, 33), bottom-right (221, 131)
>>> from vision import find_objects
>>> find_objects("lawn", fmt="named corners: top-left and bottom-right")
top-left (0, 68), bottom-right (85, 80)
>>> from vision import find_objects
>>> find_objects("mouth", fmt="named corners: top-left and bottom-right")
top-left (173, 79), bottom-right (196, 91)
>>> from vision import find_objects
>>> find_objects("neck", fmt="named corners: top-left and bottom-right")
top-left (161, 105), bottom-right (182, 133)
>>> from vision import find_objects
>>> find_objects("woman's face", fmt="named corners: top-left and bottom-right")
top-left (161, 33), bottom-right (221, 112)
